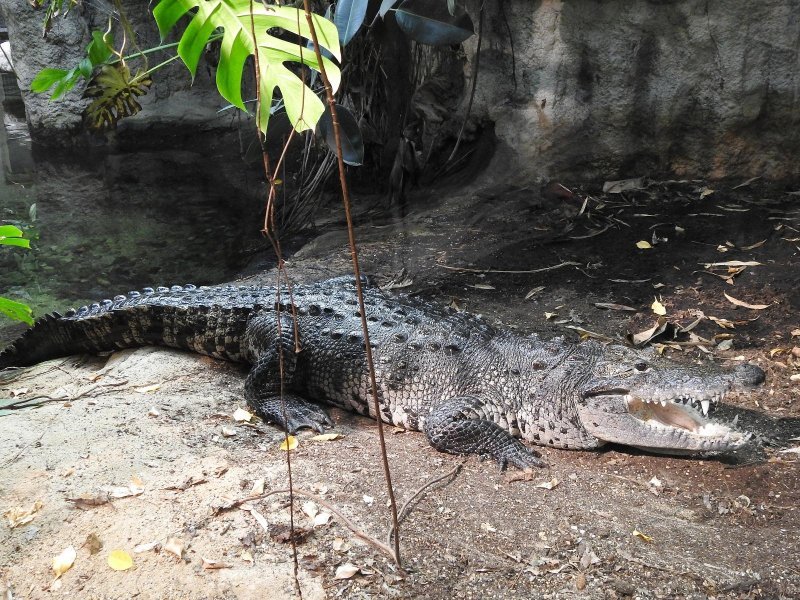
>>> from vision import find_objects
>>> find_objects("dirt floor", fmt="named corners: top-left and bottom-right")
top-left (1, 177), bottom-right (798, 599)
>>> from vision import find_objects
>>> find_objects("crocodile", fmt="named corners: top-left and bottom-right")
top-left (0, 275), bottom-right (765, 468)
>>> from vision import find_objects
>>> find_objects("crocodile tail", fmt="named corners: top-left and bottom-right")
top-left (1, 294), bottom-right (253, 370)
top-left (0, 309), bottom-right (140, 369)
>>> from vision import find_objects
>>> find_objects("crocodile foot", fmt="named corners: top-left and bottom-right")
top-left (249, 394), bottom-right (334, 434)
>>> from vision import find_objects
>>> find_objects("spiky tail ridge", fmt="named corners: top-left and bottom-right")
top-left (0, 285), bottom-right (256, 370)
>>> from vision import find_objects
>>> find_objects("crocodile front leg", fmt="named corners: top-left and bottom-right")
top-left (423, 396), bottom-right (546, 470)
top-left (244, 314), bottom-right (333, 434)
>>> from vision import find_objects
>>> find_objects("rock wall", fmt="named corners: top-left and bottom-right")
top-left (470, 0), bottom-right (800, 181)
top-left (0, 0), bottom-right (236, 139)
top-left (2, 0), bottom-right (799, 180)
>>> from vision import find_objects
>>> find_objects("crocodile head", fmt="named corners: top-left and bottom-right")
top-left (576, 344), bottom-right (765, 454)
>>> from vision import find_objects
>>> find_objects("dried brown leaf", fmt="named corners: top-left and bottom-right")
top-left (164, 537), bottom-right (184, 559)
top-left (335, 562), bottom-right (360, 580)
top-left (723, 292), bottom-right (770, 310)
top-left (4, 500), bottom-right (43, 528)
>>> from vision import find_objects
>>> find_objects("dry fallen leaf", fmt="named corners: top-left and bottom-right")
top-left (134, 383), bottom-right (161, 394)
top-left (603, 177), bottom-right (645, 193)
top-left (85, 532), bottom-right (103, 555)
top-left (699, 187), bottom-right (715, 199)
top-left (52, 546), bottom-right (77, 579)
top-left (67, 492), bottom-right (112, 510)
top-left (309, 433), bottom-right (342, 442)
top-left (651, 298), bottom-right (667, 316)
top-left (302, 501), bottom-right (318, 519)
top-left (133, 540), bottom-right (160, 553)
top-left (702, 260), bottom-right (761, 268)
top-left (334, 563), bottom-right (360, 580)
top-left (524, 286), bottom-right (545, 300)
top-left (535, 478), bottom-right (560, 490)
top-left (202, 557), bottom-right (231, 570)
top-left (708, 315), bottom-right (735, 329)
top-left (4, 499), bottom-right (43, 528)
top-left (164, 537), bottom-right (184, 560)
top-left (147, 406), bottom-right (160, 417)
top-left (250, 479), bottom-right (265, 495)
top-left (723, 292), bottom-right (771, 310)
top-left (279, 436), bottom-right (298, 451)
top-left (594, 302), bottom-right (637, 312)
top-left (241, 549), bottom-right (254, 563)
top-left (313, 512), bottom-right (331, 527)
top-left (632, 530), bottom-right (653, 543)
top-left (107, 549), bottom-right (133, 571)
top-left (480, 522), bottom-right (497, 533)
top-left (544, 312), bottom-right (558, 320)
top-left (471, 283), bottom-right (496, 290)
top-left (233, 407), bottom-right (253, 422)
top-left (635, 240), bottom-right (653, 249)
top-left (576, 572), bottom-right (587, 590)
top-left (221, 426), bottom-right (237, 437)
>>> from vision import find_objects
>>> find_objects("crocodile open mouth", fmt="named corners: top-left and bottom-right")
top-left (625, 394), bottom-right (729, 435)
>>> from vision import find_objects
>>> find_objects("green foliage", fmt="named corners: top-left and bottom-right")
top-left (0, 225), bottom-right (33, 326)
top-left (153, 0), bottom-right (342, 133)
top-left (83, 64), bottom-right (152, 130)
top-left (0, 298), bottom-right (33, 325)
top-left (31, 30), bottom-right (115, 100)
top-left (0, 225), bottom-right (31, 250)
top-left (31, 0), bottom-right (79, 35)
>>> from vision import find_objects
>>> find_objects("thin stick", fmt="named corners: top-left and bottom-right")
top-left (437, 261), bottom-right (582, 274)
top-left (301, 1), bottom-right (402, 567)
top-left (248, 4), bottom-right (301, 596)
top-left (227, 488), bottom-right (397, 562)
top-left (386, 460), bottom-right (465, 548)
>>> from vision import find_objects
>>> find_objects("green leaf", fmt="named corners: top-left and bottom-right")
top-left (0, 237), bottom-right (30, 249)
top-left (87, 30), bottom-right (115, 65)
top-left (0, 225), bottom-right (24, 238)
top-left (50, 69), bottom-right (80, 100)
top-left (395, 0), bottom-right (474, 46)
top-left (78, 57), bottom-right (93, 80)
top-left (30, 68), bottom-right (70, 93)
top-left (83, 64), bottom-right (152, 130)
top-left (334, 0), bottom-right (369, 45)
top-left (153, 0), bottom-right (342, 133)
top-left (0, 225), bottom-right (30, 248)
top-left (0, 297), bottom-right (33, 325)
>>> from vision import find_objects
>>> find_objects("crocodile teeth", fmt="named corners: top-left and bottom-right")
top-left (701, 400), bottom-right (710, 416)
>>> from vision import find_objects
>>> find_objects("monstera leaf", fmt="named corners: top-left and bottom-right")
top-left (83, 64), bottom-right (152, 130)
top-left (153, 0), bottom-right (342, 133)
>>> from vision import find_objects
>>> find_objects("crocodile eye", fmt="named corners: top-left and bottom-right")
top-left (634, 362), bottom-right (649, 372)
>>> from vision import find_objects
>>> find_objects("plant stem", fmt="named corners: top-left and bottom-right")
top-left (133, 53), bottom-right (184, 81)
top-left (302, 0), bottom-right (403, 569)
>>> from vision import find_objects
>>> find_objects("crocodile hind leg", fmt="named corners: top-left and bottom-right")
top-left (423, 396), bottom-right (546, 470)
top-left (244, 313), bottom-right (333, 434)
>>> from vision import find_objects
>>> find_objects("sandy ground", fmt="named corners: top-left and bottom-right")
top-left (1, 178), bottom-right (798, 599)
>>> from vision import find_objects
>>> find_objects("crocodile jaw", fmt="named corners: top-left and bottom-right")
top-left (577, 392), bottom-right (751, 455)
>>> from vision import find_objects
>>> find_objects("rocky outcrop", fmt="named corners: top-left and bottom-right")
top-left (0, 0), bottom-right (236, 140)
top-left (469, 0), bottom-right (800, 181)
top-left (2, 0), bottom-right (799, 179)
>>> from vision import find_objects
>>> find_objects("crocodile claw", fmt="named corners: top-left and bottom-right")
top-left (249, 394), bottom-right (333, 434)
top-left (498, 445), bottom-right (547, 471)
